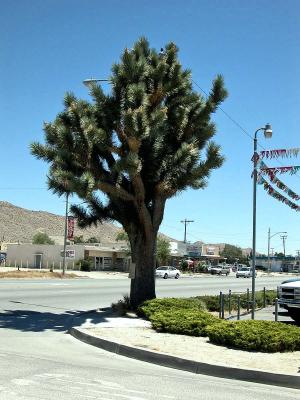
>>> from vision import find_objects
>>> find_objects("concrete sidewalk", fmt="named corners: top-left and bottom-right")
top-left (231, 306), bottom-right (293, 323)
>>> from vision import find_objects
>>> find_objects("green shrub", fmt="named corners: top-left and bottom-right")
top-left (179, 260), bottom-right (188, 271)
top-left (195, 263), bottom-right (209, 273)
top-left (138, 297), bottom-right (206, 319)
top-left (139, 291), bottom-right (277, 318)
top-left (111, 294), bottom-right (132, 316)
top-left (206, 320), bottom-right (300, 352)
top-left (150, 309), bottom-right (220, 336)
top-left (195, 295), bottom-right (220, 311)
top-left (76, 258), bottom-right (93, 272)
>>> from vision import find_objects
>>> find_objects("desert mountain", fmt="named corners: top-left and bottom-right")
top-left (0, 201), bottom-right (121, 243)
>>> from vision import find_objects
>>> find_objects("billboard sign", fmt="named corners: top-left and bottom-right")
top-left (187, 245), bottom-right (201, 257)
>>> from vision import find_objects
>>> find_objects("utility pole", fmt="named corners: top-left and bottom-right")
top-left (280, 235), bottom-right (287, 257)
top-left (267, 229), bottom-right (287, 274)
top-left (180, 219), bottom-right (194, 243)
top-left (267, 227), bottom-right (271, 274)
top-left (296, 250), bottom-right (300, 272)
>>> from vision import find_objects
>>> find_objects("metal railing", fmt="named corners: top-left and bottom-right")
top-left (218, 287), bottom-right (279, 322)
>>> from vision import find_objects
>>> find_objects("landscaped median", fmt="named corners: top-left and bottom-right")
top-left (69, 292), bottom-right (300, 389)
top-left (138, 295), bottom-right (300, 353)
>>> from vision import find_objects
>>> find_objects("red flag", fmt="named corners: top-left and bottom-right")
top-left (67, 217), bottom-right (75, 240)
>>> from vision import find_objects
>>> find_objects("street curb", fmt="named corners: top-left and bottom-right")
top-left (69, 326), bottom-right (300, 390)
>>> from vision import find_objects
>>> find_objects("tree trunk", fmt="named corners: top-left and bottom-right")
top-left (130, 230), bottom-right (157, 309)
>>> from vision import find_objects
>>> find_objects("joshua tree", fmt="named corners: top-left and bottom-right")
top-left (31, 38), bottom-right (227, 308)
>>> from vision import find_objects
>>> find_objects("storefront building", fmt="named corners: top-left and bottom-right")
top-left (6, 244), bottom-right (129, 271)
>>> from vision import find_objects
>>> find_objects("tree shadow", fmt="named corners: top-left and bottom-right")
top-left (0, 304), bottom-right (113, 333)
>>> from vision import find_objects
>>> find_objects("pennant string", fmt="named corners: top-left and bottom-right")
top-left (259, 164), bottom-right (300, 176)
top-left (257, 176), bottom-right (300, 211)
top-left (258, 161), bottom-right (300, 200)
top-left (258, 148), bottom-right (300, 159)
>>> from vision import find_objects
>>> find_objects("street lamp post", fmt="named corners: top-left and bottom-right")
top-left (252, 123), bottom-right (272, 320)
top-left (267, 229), bottom-right (287, 274)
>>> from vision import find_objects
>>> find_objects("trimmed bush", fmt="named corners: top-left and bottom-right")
top-left (76, 258), bottom-right (94, 272)
top-left (195, 295), bottom-right (220, 312)
top-left (206, 320), bottom-right (300, 352)
top-left (150, 309), bottom-right (220, 336)
top-left (111, 295), bottom-right (132, 316)
top-left (138, 297), bottom-right (206, 319)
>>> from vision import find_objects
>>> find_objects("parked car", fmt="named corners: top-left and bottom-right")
top-left (0, 252), bottom-right (6, 264)
top-left (232, 263), bottom-right (247, 272)
top-left (278, 278), bottom-right (300, 324)
top-left (236, 267), bottom-right (257, 278)
top-left (155, 266), bottom-right (180, 279)
top-left (210, 264), bottom-right (230, 276)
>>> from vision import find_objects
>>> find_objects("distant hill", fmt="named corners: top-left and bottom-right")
top-left (0, 201), bottom-right (121, 243)
top-left (0, 201), bottom-right (250, 251)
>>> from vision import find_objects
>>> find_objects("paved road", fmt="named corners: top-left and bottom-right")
top-left (0, 274), bottom-right (288, 310)
top-left (0, 274), bottom-right (298, 399)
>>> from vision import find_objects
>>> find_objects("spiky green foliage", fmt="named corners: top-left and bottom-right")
top-left (31, 38), bottom-right (227, 307)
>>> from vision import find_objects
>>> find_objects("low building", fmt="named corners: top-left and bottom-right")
top-left (199, 243), bottom-right (224, 264)
top-left (186, 243), bottom-right (202, 258)
top-left (170, 241), bottom-right (187, 257)
top-left (255, 256), bottom-right (300, 272)
top-left (6, 243), bottom-right (130, 271)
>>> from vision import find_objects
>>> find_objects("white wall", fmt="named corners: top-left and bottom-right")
top-left (6, 244), bottom-right (85, 269)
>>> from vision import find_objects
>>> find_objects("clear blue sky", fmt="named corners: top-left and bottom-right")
top-left (1, 0), bottom-right (300, 255)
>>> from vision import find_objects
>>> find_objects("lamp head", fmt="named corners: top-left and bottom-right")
top-left (83, 78), bottom-right (96, 88)
top-left (83, 78), bottom-right (110, 88)
top-left (264, 123), bottom-right (272, 139)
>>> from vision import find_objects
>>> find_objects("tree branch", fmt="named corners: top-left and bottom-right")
top-left (98, 182), bottom-right (134, 202)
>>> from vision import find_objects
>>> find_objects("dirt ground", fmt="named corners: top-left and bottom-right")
top-left (0, 270), bottom-right (78, 279)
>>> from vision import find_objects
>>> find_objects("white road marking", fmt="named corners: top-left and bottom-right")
top-left (86, 390), bottom-right (147, 400)
top-left (11, 378), bottom-right (35, 386)
top-left (51, 283), bottom-right (70, 286)
top-left (74, 378), bottom-right (175, 398)
top-left (91, 379), bottom-right (122, 388)
top-left (36, 373), bottom-right (69, 378)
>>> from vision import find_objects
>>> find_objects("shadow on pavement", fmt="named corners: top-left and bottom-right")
top-left (0, 307), bottom-right (111, 333)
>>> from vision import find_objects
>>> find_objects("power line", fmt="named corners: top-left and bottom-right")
top-left (192, 79), bottom-right (300, 181)
top-left (192, 79), bottom-right (254, 142)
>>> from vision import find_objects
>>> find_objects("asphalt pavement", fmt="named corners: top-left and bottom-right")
top-left (0, 273), bottom-right (299, 399)
top-left (0, 272), bottom-right (291, 311)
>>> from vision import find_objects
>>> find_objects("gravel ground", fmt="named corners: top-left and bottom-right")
top-left (83, 325), bottom-right (300, 376)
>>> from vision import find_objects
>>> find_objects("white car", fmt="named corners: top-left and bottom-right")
top-left (155, 266), bottom-right (180, 279)
top-left (278, 278), bottom-right (300, 324)
top-left (236, 267), bottom-right (257, 278)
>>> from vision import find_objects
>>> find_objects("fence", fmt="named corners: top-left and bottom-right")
top-left (1, 259), bottom-right (78, 271)
top-left (0, 258), bottom-right (130, 272)
top-left (218, 287), bottom-right (279, 322)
